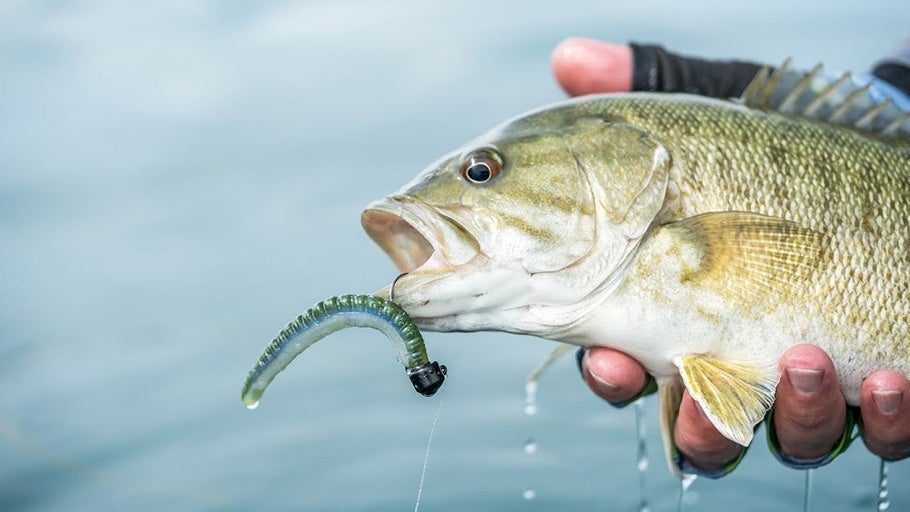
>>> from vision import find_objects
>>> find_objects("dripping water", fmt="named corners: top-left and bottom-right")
top-left (522, 382), bottom-right (538, 501)
top-left (677, 473), bottom-right (697, 512)
top-left (523, 437), bottom-right (538, 500)
top-left (633, 398), bottom-right (650, 512)
top-left (413, 395), bottom-right (444, 512)
top-left (524, 381), bottom-right (538, 416)
top-left (802, 468), bottom-right (814, 512)
top-left (877, 459), bottom-right (890, 511)
top-left (519, 344), bottom-right (574, 501)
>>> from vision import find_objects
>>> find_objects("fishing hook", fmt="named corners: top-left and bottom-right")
top-left (389, 272), bottom-right (408, 303)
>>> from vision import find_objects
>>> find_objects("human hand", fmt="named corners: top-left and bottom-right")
top-left (555, 38), bottom-right (910, 475)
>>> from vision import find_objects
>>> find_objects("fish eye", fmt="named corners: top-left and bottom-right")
top-left (460, 151), bottom-right (502, 185)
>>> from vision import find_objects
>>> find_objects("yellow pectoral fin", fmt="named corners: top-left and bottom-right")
top-left (659, 212), bottom-right (825, 305)
top-left (673, 354), bottom-right (779, 446)
top-left (657, 378), bottom-right (685, 478)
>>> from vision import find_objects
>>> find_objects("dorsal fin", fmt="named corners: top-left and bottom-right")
top-left (741, 60), bottom-right (910, 141)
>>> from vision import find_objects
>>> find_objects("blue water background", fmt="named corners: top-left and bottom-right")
top-left (2, 1), bottom-right (909, 510)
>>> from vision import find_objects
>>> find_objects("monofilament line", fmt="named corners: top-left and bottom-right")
top-left (414, 395), bottom-right (444, 512)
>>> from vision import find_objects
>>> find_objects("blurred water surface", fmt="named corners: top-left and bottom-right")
top-left (2, 1), bottom-right (909, 510)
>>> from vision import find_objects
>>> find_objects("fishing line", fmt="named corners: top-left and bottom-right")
top-left (414, 392), bottom-right (445, 512)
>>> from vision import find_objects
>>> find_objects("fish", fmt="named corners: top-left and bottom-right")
top-left (360, 63), bottom-right (910, 474)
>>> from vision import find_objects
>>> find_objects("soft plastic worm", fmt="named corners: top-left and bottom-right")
top-left (241, 294), bottom-right (446, 408)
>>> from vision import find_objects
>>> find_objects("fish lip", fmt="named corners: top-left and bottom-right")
top-left (361, 196), bottom-right (479, 275)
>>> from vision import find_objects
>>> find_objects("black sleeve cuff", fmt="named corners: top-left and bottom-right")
top-left (630, 43), bottom-right (765, 98)
top-left (872, 62), bottom-right (910, 98)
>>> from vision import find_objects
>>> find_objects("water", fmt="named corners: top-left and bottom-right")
top-left (878, 460), bottom-right (890, 511)
top-left (804, 468), bottom-right (815, 512)
top-left (635, 399), bottom-right (651, 512)
top-left (2, 1), bottom-right (910, 510)
top-left (678, 473), bottom-right (699, 511)
top-left (524, 381), bottom-right (539, 416)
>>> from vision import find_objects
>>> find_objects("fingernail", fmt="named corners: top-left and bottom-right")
top-left (787, 368), bottom-right (823, 395)
top-left (582, 351), bottom-right (621, 392)
top-left (873, 390), bottom-right (902, 415)
top-left (589, 371), bottom-right (621, 393)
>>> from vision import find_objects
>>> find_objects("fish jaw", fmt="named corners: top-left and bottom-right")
top-left (362, 196), bottom-right (537, 332)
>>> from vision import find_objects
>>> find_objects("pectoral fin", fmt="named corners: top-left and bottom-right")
top-left (660, 212), bottom-right (825, 305)
top-left (673, 354), bottom-right (779, 446)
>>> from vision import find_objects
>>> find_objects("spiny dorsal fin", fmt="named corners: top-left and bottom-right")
top-left (741, 60), bottom-right (910, 140)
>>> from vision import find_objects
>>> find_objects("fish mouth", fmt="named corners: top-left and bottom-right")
top-left (362, 195), bottom-right (482, 288)
top-left (362, 196), bottom-right (534, 331)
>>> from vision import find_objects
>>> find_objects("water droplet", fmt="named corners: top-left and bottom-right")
top-left (678, 473), bottom-right (699, 509)
top-left (878, 459), bottom-right (890, 511)
top-left (633, 399), bottom-right (649, 512)
top-left (681, 473), bottom-right (697, 491)
top-left (637, 457), bottom-right (649, 472)
top-left (245, 401), bottom-right (260, 410)
top-left (522, 489), bottom-right (536, 500)
top-left (524, 381), bottom-right (538, 416)
top-left (524, 439), bottom-right (538, 455)
top-left (682, 489), bottom-right (700, 506)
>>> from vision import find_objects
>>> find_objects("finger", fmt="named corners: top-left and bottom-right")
top-left (860, 370), bottom-right (910, 460)
top-left (674, 392), bottom-right (743, 473)
top-left (772, 344), bottom-right (846, 461)
top-left (550, 38), bottom-right (766, 99)
top-left (551, 38), bottom-right (633, 97)
top-left (579, 346), bottom-right (648, 404)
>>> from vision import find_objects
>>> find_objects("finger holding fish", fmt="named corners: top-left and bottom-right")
top-left (674, 392), bottom-right (744, 475)
top-left (580, 346), bottom-right (649, 404)
top-left (860, 370), bottom-right (910, 460)
top-left (771, 345), bottom-right (847, 463)
top-left (581, 346), bottom-right (743, 474)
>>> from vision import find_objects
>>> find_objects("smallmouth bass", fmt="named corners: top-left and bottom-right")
top-left (361, 64), bottom-right (910, 473)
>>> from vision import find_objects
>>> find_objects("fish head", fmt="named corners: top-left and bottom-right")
top-left (362, 102), bottom-right (671, 335)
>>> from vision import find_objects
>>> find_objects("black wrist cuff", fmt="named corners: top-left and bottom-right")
top-left (872, 62), bottom-right (910, 98)
top-left (630, 43), bottom-right (765, 98)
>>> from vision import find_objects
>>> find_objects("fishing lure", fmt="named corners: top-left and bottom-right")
top-left (241, 294), bottom-right (446, 408)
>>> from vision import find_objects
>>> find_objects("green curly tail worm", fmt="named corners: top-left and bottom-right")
top-left (241, 294), bottom-right (446, 408)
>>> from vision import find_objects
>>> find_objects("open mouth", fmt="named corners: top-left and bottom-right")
top-left (361, 196), bottom-right (480, 276)
top-left (362, 196), bottom-right (536, 331)
top-left (362, 200), bottom-right (435, 274)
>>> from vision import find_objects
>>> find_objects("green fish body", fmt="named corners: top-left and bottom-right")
top-left (361, 65), bottom-right (910, 472)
